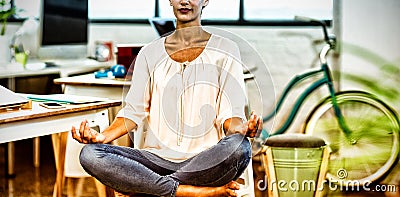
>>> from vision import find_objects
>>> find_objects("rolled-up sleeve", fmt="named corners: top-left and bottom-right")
top-left (215, 41), bottom-right (247, 133)
top-left (116, 48), bottom-right (151, 127)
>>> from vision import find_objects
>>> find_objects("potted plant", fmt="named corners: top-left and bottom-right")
top-left (0, 0), bottom-right (15, 64)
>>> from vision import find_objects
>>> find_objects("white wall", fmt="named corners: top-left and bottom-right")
top-left (340, 0), bottom-right (400, 110)
top-left (339, 0), bottom-right (400, 186)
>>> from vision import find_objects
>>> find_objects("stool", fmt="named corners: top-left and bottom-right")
top-left (261, 134), bottom-right (329, 197)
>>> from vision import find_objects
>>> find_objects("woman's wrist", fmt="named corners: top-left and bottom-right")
top-left (223, 117), bottom-right (246, 136)
top-left (101, 117), bottom-right (137, 143)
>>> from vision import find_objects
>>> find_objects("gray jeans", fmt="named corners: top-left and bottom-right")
top-left (79, 133), bottom-right (251, 197)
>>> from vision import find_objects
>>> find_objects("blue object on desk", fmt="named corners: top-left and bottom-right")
top-left (94, 64), bottom-right (126, 78)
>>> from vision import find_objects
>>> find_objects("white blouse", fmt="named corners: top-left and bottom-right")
top-left (116, 34), bottom-right (247, 162)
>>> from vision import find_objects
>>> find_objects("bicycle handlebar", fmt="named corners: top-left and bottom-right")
top-left (319, 44), bottom-right (331, 65)
top-left (294, 16), bottom-right (337, 64)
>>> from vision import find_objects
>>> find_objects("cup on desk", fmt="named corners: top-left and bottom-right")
top-left (15, 52), bottom-right (28, 67)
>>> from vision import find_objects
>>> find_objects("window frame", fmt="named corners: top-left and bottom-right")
top-left (9, 0), bottom-right (332, 27)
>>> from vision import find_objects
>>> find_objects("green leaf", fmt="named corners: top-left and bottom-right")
top-left (0, 2), bottom-right (15, 36)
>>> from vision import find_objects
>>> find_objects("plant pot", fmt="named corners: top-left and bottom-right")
top-left (0, 35), bottom-right (12, 65)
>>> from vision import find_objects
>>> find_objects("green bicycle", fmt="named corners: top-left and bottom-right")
top-left (251, 16), bottom-right (399, 186)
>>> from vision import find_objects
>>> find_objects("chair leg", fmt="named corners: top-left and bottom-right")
top-left (53, 132), bottom-right (68, 197)
top-left (244, 159), bottom-right (255, 196)
top-left (66, 178), bottom-right (75, 197)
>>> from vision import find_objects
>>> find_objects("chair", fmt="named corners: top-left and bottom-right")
top-left (236, 158), bottom-right (255, 197)
top-left (52, 109), bottom-right (111, 197)
top-left (260, 134), bottom-right (329, 197)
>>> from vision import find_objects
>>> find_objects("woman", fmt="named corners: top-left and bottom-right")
top-left (72, 0), bottom-right (262, 196)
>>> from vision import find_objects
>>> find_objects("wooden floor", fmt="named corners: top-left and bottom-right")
top-left (0, 136), bottom-right (98, 197)
top-left (1, 136), bottom-right (398, 197)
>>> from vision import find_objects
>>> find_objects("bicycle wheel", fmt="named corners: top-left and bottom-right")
top-left (304, 90), bottom-right (399, 186)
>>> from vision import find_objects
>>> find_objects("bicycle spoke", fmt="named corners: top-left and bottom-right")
top-left (305, 91), bottom-right (399, 185)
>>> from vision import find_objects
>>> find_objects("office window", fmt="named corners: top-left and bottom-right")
top-left (13, 0), bottom-right (154, 19)
top-left (244, 0), bottom-right (332, 20)
top-left (159, 0), bottom-right (239, 20)
top-left (12, 0), bottom-right (332, 24)
top-left (88, 0), bottom-right (154, 19)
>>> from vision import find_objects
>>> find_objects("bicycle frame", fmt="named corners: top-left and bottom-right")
top-left (255, 16), bottom-right (399, 185)
top-left (254, 17), bottom-right (353, 142)
top-left (261, 44), bottom-right (352, 138)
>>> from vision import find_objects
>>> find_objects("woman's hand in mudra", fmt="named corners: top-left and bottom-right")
top-left (243, 111), bottom-right (262, 138)
top-left (71, 119), bottom-right (106, 144)
top-left (224, 111), bottom-right (262, 137)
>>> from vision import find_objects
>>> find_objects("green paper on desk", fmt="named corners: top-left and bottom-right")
top-left (27, 94), bottom-right (109, 104)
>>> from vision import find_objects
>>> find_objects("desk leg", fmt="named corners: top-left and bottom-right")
top-left (5, 137), bottom-right (40, 176)
top-left (6, 142), bottom-right (15, 177)
top-left (33, 137), bottom-right (40, 168)
top-left (53, 132), bottom-right (68, 197)
top-left (6, 77), bottom-right (16, 177)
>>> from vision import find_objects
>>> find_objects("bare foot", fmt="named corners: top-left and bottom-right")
top-left (176, 181), bottom-right (240, 197)
top-left (114, 191), bottom-right (130, 197)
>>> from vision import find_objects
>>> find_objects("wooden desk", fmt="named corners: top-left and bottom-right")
top-left (54, 74), bottom-right (131, 127)
top-left (0, 100), bottom-right (121, 197)
top-left (0, 59), bottom-right (114, 176)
